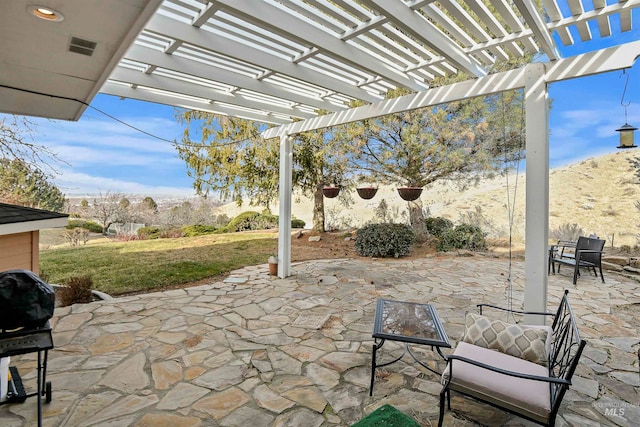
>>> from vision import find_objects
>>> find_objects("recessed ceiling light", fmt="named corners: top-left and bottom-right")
top-left (27, 5), bottom-right (65, 22)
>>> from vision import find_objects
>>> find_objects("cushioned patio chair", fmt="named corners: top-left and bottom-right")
top-left (551, 236), bottom-right (605, 285)
top-left (438, 290), bottom-right (586, 427)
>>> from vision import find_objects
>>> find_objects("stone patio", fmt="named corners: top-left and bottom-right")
top-left (0, 255), bottom-right (638, 426)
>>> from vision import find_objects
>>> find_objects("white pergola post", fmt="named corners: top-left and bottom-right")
top-left (277, 134), bottom-right (293, 278)
top-left (523, 63), bottom-right (550, 325)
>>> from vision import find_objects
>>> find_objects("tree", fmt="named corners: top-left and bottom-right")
top-left (174, 111), bottom-right (351, 232)
top-left (1, 115), bottom-right (60, 174)
top-left (175, 112), bottom-right (275, 203)
top-left (90, 191), bottom-right (125, 234)
top-left (337, 74), bottom-right (526, 229)
top-left (0, 159), bottom-right (65, 211)
top-left (291, 129), bottom-right (351, 232)
top-left (142, 196), bottom-right (158, 212)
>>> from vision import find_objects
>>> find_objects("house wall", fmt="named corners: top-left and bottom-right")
top-left (0, 231), bottom-right (39, 274)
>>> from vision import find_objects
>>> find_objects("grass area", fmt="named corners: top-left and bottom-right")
top-left (40, 232), bottom-right (278, 296)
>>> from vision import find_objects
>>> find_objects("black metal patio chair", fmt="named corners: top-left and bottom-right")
top-left (551, 236), bottom-right (605, 285)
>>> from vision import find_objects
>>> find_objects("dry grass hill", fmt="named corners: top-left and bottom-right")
top-left (214, 150), bottom-right (640, 248)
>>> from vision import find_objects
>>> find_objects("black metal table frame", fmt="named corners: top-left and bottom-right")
top-left (0, 324), bottom-right (53, 427)
top-left (370, 299), bottom-right (451, 396)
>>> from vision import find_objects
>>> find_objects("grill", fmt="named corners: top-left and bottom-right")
top-left (0, 270), bottom-right (55, 427)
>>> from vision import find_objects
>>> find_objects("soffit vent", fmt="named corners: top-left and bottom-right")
top-left (68, 37), bottom-right (97, 56)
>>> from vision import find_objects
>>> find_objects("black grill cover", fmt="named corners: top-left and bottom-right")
top-left (0, 270), bottom-right (55, 330)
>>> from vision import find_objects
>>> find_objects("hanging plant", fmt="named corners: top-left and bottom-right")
top-left (356, 187), bottom-right (378, 200)
top-left (322, 186), bottom-right (340, 198)
top-left (397, 187), bottom-right (423, 201)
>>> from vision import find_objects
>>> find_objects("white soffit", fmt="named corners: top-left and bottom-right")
top-left (0, 0), bottom-right (162, 121)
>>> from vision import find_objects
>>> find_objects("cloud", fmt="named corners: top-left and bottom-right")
top-left (54, 170), bottom-right (196, 197)
top-left (548, 98), bottom-right (633, 167)
top-left (35, 117), bottom-right (180, 155)
top-left (12, 114), bottom-right (193, 194)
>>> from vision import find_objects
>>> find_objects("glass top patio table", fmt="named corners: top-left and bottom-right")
top-left (369, 299), bottom-right (451, 396)
top-left (372, 298), bottom-right (451, 348)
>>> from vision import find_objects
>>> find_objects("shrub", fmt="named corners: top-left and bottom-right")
top-left (355, 223), bottom-right (415, 258)
top-left (112, 233), bottom-right (141, 242)
top-left (550, 223), bottom-right (584, 242)
top-left (291, 217), bottom-right (306, 228)
top-left (214, 214), bottom-right (231, 228)
top-left (437, 223), bottom-right (487, 252)
top-left (66, 220), bottom-right (103, 234)
top-left (63, 228), bottom-right (89, 246)
top-left (182, 224), bottom-right (217, 237)
top-left (225, 211), bottom-right (279, 232)
top-left (424, 217), bottom-right (453, 238)
top-left (226, 211), bottom-right (261, 232)
top-left (137, 226), bottom-right (161, 239)
top-left (57, 275), bottom-right (93, 306)
top-left (159, 228), bottom-right (185, 238)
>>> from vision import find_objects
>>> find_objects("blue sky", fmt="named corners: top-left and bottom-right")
top-left (12, 15), bottom-right (640, 197)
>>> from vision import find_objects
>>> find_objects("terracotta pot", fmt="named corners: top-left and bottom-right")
top-left (269, 262), bottom-right (278, 276)
top-left (322, 187), bottom-right (340, 198)
top-left (356, 187), bottom-right (378, 200)
top-left (397, 187), bottom-right (423, 201)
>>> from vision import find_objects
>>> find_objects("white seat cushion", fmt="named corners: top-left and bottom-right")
top-left (442, 341), bottom-right (551, 423)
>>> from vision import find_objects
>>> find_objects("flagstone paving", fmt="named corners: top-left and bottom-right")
top-left (1, 255), bottom-right (638, 426)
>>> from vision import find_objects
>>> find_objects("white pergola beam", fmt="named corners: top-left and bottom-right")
top-left (214, 0), bottom-right (425, 91)
top-left (263, 69), bottom-right (526, 139)
top-left (102, 82), bottom-right (290, 125)
top-left (124, 44), bottom-right (340, 113)
top-left (567, 0), bottom-right (592, 41)
top-left (264, 40), bottom-right (640, 139)
top-left (109, 68), bottom-right (316, 119)
top-left (362, 0), bottom-right (488, 77)
top-left (545, 39), bottom-right (640, 82)
top-left (593, 0), bottom-right (612, 37)
top-left (514, 0), bottom-right (560, 60)
top-left (619, 0), bottom-right (633, 32)
top-left (542, 0), bottom-right (574, 46)
top-left (146, 14), bottom-right (380, 104)
top-left (548, 1), bottom-right (639, 36)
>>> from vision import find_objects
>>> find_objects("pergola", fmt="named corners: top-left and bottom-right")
top-left (2, 0), bottom-right (640, 322)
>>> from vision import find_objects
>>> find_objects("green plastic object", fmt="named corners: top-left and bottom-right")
top-left (351, 404), bottom-right (421, 427)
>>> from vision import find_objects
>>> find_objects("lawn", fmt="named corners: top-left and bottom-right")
top-left (40, 232), bottom-right (279, 295)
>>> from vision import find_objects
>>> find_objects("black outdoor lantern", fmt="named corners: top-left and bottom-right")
top-left (616, 69), bottom-right (637, 149)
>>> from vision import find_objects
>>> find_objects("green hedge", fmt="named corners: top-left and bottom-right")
top-left (424, 217), bottom-right (453, 238)
top-left (226, 211), bottom-right (263, 232)
top-left (437, 223), bottom-right (487, 252)
top-left (182, 224), bottom-right (217, 237)
top-left (355, 223), bottom-right (415, 258)
top-left (224, 211), bottom-right (304, 232)
top-left (137, 226), bottom-right (161, 239)
top-left (291, 217), bottom-right (306, 228)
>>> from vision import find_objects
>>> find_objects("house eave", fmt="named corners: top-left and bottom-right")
top-left (0, 217), bottom-right (69, 237)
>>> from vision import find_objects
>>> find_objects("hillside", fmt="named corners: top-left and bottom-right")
top-left (213, 150), bottom-right (640, 247)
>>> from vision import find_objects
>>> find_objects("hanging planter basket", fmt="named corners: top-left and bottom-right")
top-left (397, 187), bottom-right (423, 201)
top-left (356, 187), bottom-right (378, 200)
top-left (322, 186), bottom-right (340, 198)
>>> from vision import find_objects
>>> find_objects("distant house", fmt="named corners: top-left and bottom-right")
top-left (0, 203), bottom-right (68, 274)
